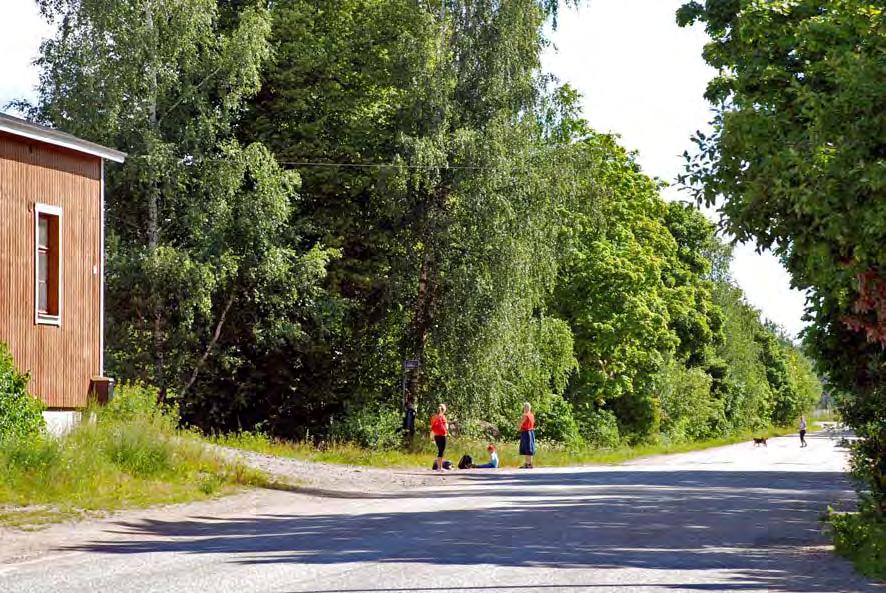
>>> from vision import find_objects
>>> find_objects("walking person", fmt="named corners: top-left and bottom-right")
top-left (799, 415), bottom-right (808, 448)
top-left (519, 402), bottom-right (536, 469)
top-left (430, 403), bottom-right (449, 471)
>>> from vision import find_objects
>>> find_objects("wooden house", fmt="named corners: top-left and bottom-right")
top-left (0, 113), bottom-right (125, 430)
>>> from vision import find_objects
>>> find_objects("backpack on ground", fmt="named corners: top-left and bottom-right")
top-left (458, 454), bottom-right (473, 469)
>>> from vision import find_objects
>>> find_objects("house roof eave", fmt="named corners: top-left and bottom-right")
top-left (0, 113), bottom-right (126, 163)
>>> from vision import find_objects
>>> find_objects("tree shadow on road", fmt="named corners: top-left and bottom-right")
top-left (66, 469), bottom-right (879, 593)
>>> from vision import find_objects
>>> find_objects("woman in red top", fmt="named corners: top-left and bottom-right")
top-left (430, 403), bottom-right (449, 471)
top-left (519, 402), bottom-right (536, 469)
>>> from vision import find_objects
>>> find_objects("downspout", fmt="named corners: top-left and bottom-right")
top-left (100, 159), bottom-right (105, 376)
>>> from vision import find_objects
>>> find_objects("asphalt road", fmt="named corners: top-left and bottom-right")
top-left (1, 431), bottom-right (881, 593)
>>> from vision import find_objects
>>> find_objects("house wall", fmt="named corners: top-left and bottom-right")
top-left (0, 131), bottom-right (102, 409)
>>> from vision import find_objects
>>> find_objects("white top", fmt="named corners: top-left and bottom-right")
top-left (799, 418), bottom-right (807, 430)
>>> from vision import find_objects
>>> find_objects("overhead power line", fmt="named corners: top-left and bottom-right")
top-left (277, 160), bottom-right (488, 170)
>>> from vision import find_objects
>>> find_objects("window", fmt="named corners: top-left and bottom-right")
top-left (35, 204), bottom-right (62, 326)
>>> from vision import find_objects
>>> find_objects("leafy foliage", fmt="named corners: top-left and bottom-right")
top-left (679, 0), bottom-right (885, 510)
top-left (27, 0), bottom-right (336, 433)
top-left (830, 507), bottom-right (886, 580)
top-left (329, 404), bottom-right (404, 451)
top-left (0, 343), bottom-right (44, 442)
top-left (0, 381), bottom-right (266, 524)
top-left (21, 1), bottom-right (823, 454)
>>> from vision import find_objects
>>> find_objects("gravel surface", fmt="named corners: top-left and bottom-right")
top-left (215, 445), bottom-right (446, 493)
top-left (1, 431), bottom-right (882, 593)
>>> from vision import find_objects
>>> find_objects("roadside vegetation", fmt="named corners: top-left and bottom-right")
top-left (830, 505), bottom-right (886, 581)
top-left (0, 360), bottom-right (267, 527)
top-left (20, 0), bottom-right (822, 456)
top-left (216, 423), bottom-right (811, 470)
top-left (679, 1), bottom-right (885, 579)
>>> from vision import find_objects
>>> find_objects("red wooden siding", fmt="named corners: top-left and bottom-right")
top-left (0, 131), bottom-right (102, 408)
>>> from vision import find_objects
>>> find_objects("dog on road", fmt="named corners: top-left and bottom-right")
top-left (753, 437), bottom-right (768, 447)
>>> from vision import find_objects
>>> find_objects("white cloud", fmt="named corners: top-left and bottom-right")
top-left (0, 1), bottom-right (53, 113)
top-left (542, 0), bottom-right (809, 338)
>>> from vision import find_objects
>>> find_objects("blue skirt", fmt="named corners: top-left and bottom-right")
top-left (519, 430), bottom-right (536, 456)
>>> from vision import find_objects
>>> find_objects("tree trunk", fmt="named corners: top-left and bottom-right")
top-left (179, 292), bottom-right (236, 400)
top-left (406, 185), bottom-right (447, 409)
top-left (405, 248), bottom-right (434, 410)
top-left (144, 0), bottom-right (165, 400)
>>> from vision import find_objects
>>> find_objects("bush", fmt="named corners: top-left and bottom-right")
top-left (658, 358), bottom-right (723, 443)
top-left (330, 405), bottom-right (403, 450)
top-left (535, 396), bottom-right (583, 447)
top-left (830, 506), bottom-right (886, 580)
top-left (0, 381), bottom-right (267, 521)
top-left (100, 381), bottom-right (168, 423)
top-left (0, 342), bottom-right (44, 442)
top-left (578, 408), bottom-right (621, 448)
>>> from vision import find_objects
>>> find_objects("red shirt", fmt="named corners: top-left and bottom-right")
top-left (520, 412), bottom-right (535, 431)
top-left (430, 414), bottom-right (448, 436)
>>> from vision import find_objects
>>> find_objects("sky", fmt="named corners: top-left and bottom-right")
top-left (540, 0), bottom-right (808, 338)
top-left (0, 0), bottom-right (808, 338)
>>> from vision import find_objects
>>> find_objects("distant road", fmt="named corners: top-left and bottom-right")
top-left (1, 431), bottom-right (881, 593)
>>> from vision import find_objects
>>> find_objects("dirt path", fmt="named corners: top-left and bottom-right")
top-left (215, 445), bottom-right (445, 493)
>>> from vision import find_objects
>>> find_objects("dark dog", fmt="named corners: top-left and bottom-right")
top-left (753, 437), bottom-right (768, 447)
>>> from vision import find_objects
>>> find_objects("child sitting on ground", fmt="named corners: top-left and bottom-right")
top-left (473, 444), bottom-right (499, 468)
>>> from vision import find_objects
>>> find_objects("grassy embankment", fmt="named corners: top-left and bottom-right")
top-left (0, 390), bottom-right (269, 528)
top-left (215, 422), bottom-right (812, 470)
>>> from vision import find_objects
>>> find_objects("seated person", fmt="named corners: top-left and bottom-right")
top-left (473, 444), bottom-right (499, 468)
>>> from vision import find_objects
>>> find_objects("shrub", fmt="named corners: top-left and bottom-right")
top-left (0, 343), bottom-right (44, 442)
top-left (578, 408), bottom-right (621, 448)
top-left (657, 358), bottom-right (723, 443)
top-left (330, 405), bottom-right (403, 450)
top-left (100, 381), bottom-right (168, 423)
top-left (535, 396), bottom-right (583, 447)
top-left (456, 418), bottom-right (502, 441)
top-left (830, 505), bottom-right (886, 580)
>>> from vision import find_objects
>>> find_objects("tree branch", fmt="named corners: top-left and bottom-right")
top-left (179, 292), bottom-right (236, 399)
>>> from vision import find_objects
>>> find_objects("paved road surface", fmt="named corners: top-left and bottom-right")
top-left (1, 431), bottom-right (881, 593)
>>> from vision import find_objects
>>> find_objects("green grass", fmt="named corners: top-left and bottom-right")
top-left (812, 408), bottom-right (842, 423)
top-left (0, 409), bottom-right (269, 528)
top-left (830, 508), bottom-right (886, 581)
top-left (215, 423), bottom-right (806, 470)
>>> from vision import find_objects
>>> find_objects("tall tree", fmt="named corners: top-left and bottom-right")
top-left (26, 0), bottom-right (334, 424)
top-left (240, 0), bottom-right (583, 428)
top-left (678, 0), bottom-right (885, 510)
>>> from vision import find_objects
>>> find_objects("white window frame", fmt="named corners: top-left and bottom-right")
top-left (34, 203), bottom-right (63, 327)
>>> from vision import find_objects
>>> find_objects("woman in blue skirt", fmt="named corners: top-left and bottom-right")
top-left (519, 402), bottom-right (536, 468)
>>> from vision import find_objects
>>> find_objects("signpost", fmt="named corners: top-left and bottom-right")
top-left (402, 359), bottom-right (422, 438)
top-left (402, 359), bottom-right (422, 404)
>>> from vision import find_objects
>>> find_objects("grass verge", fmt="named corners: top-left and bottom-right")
top-left (829, 506), bottom-right (886, 581)
top-left (0, 386), bottom-right (269, 528)
top-left (215, 423), bottom-right (808, 470)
